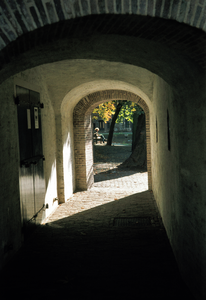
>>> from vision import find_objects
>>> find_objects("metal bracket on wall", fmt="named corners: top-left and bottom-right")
top-left (14, 95), bottom-right (44, 108)
top-left (26, 204), bottom-right (46, 223)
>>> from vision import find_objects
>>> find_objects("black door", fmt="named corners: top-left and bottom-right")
top-left (16, 86), bottom-right (45, 233)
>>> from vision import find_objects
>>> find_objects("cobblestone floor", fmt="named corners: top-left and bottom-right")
top-left (1, 145), bottom-right (194, 299)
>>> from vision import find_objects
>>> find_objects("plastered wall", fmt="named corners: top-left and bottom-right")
top-left (151, 75), bottom-right (206, 299)
top-left (0, 68), bottom-right (58, 269)
top-left (61, 106), bottom-right (76, 202)
top-left (0, 77), bottom-right (22, 270)
top-left (1, 57), bottom-right (206, 299)
top-left (0, 61), bottom-right (155, 269)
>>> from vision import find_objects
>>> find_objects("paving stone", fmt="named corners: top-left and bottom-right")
top-left (1, 145), bottom-right (194, 299)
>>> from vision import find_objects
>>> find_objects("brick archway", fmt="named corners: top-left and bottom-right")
top-left (73, 90), bottom-right (151, 191)
top-left (0, 7), bottom-right (205, 86)
top-left (0, 1), bottom-right (205, 49)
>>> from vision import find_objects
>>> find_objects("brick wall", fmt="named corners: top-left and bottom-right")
top-left (73, 89), bottom-right (152, 190)
top-left (0, 0), bottom-right (205, 47)
top-left (0, 1), bottom-right (206, 80)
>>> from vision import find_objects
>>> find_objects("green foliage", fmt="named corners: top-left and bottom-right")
top-left (92, 100), bottom-right (144, 124)
top-left (116, 101), bottom-right (144, 124)
top-left (92, 101), bottom-right (116, 122)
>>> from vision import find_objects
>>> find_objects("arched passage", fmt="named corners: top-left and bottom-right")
top-left (73, 90), bottom-right (151, 191)
top-left (1, 4), bottom-right (206, 298)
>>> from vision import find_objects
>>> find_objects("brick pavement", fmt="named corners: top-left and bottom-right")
top-left (45, 164), bottom-right (149, 223)
top-left (1, 146), bottom-right (194, 299)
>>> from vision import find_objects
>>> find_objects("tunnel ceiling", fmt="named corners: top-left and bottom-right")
top-left (1, 14), bottom-right (206, 72)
